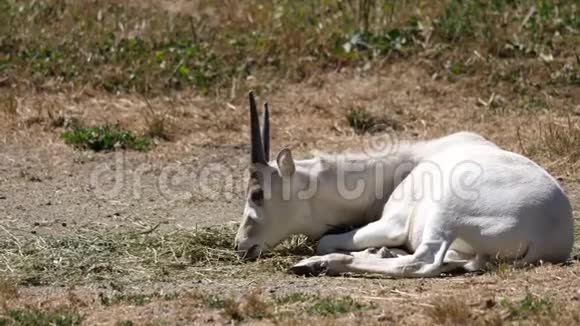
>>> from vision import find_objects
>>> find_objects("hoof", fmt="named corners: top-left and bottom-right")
top-left (287, 258), bottom-right (327, 276)
top-left (364, 247), bottom-right (379, 254)
top-left (378, 247), bottom-right (396, 258)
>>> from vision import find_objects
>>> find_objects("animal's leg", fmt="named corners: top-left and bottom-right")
top-left (290, 227), bottom-right (456, 278)
top-left (348, 247), bottom-right (410, 259)
top-left (444, 250), bottom-right (489, 272)
top-left (335, 247), bottom-right (487, 274)
top-left (316, 219), bottom-right (407, 255)
top-left (462, 254), bottom-right (488, 272)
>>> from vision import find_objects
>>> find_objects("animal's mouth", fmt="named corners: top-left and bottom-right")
top-left (238, 244), bottom-right (262, 260)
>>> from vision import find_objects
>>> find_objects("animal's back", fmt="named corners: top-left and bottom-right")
top-left (431, 141), bottom-right (573, 262)
top-left (395, 133), bottom-right (573, 262)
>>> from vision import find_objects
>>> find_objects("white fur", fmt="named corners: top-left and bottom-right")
top-left (235, 132), bottom-right (574, 277)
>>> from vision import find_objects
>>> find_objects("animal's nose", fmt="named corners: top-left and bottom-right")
top-left (242, 244), bottom-right (260, 260)
top-left (233, 243), bottom-right (261, 260)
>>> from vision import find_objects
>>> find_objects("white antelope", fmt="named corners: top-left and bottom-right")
top-left (234, 92), bottom-right (574, 277)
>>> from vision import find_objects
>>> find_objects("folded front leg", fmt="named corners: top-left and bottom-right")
top-left (349, 247), bottom-right (410, 259)
top-left (290, 229), bottom-right (454, 278)
top-left (317, 219), bottom-right (407, 255)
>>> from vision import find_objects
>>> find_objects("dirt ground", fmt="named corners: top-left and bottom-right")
top-left (1, 61), bottom-right (580, 325)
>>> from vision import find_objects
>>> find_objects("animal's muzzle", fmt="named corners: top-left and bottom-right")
top-left (235, 243), bottom-right (261, 260)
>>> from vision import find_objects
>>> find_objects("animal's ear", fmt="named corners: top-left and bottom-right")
top-left (276, 148), bottom-right (295, 177)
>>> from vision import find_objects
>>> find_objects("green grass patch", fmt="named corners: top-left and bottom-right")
top-left (501, 293), bottom-right (553, 320)
top-left (0, 0), bottom-right (420, 94)
top-left (0, 305), bottom-right (83, 326)
top-left (309, 296), bottom-right (369, 316)
top-left (274, 292), bottom-right (315, 305)
top-left (345, 107), bottom-right (400, 134)
top-left (61, 125), bottom-right (151, 151)
top-left (3, 0), bottom-right (576, 95)
top-left (115, 321), bottom-right (134, 326)
top-left (99, 291), bottom-right (180, 307)
top-left (434, 0), bottom-right (579, 49)
top-left (189, 291), bottom-right (371, 322)
top-left (434, 0), bottom-right (482, 43)
top-left (276, 292), bottom-right (372, 316)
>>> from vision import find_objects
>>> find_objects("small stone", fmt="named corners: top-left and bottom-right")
top-left (481, 298), bottom-right (496, 309)
top-left (62, 223), bottom-right (67, 227)
top-left (0, 195), bottom-right (6, 200)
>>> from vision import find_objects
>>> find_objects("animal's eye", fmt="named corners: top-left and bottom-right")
top-left (250, 189), bottom-right (264, 204)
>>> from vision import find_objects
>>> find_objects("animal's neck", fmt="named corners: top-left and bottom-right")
top-left (298, 142), bottom-right (423, 239)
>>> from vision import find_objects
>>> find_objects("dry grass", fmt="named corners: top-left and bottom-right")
top-left (0, 224), bottom-right (364, 323)
top-left (0, 92), bottom-right (17, 117)
top-left (426, 297), bottom-right (474, 325)
top-left (518, 118), bottom-right (580, 175)
top-left (3, 232), bottom-right (580, 324)
top-left (345, 107), bottom-right (401, 134)
top-left (1, 278), bottom-right (85, 325)
top-left (0, 91), bottom-right (18, 132)
top-left (0, 223), bottom-right (317, 286)
top-left (531, 119), bottom-right (580, 162)
top-left (0, 278), bottom-right (19, 311)
top-left (425, 294), bottom-right (568, 325)
top-left (153, 288), bottom-right (372, 322)
top-left (24, 98), bottom-right (67, 129)
top-left (241, 289), bottom-right (271, 320)
top-left (207, 290), bottom-right (275, 322)
top-left (141, 97), bottom-right (175, 141)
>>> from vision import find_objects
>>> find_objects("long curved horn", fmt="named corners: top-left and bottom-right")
top-left (249, 91), bottom-right (266, 164)
top-left (262, 102), bottom-right (270, 162)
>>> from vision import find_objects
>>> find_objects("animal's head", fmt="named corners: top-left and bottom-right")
top-left (234, 92), bottom-right (315, 259)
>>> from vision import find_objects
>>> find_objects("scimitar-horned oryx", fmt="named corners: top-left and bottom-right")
top-left (234, 92), bottom-right (574, 277)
